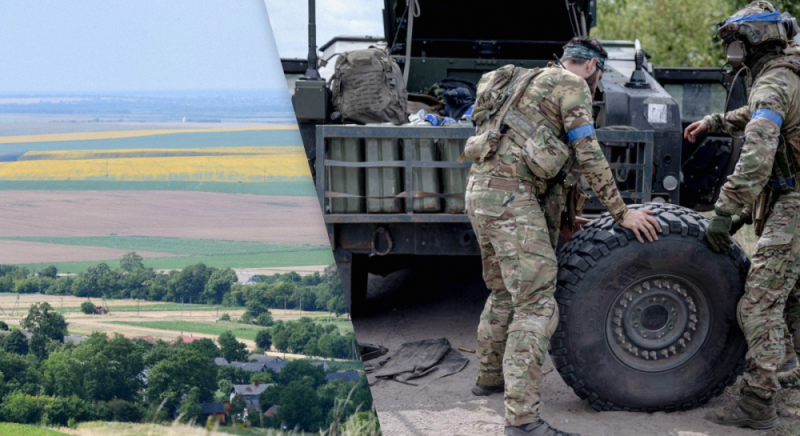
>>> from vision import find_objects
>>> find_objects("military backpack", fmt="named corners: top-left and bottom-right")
top-left (330, 47), bottom-right (408, 125)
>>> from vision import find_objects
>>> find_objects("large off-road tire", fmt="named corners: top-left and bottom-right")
top-left (552, 203), bottom-right (750, 412)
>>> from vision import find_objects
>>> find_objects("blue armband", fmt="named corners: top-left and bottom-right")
top-left (752, 108), bottom-right (784, 129)
top-left (567, 124), bottom-right (596, 142)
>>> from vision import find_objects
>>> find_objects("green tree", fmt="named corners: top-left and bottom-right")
top-left (186, 337), bottom-right (221, 360)
top-left (43, 333), bottom-right (145, 402)
top-left (327, 296), bottom-right (349, 318)
top-left (277, 359), bottom-right (326, 389)
top-left (201, 268), bottom-right (237, 304)
top-left (217, 331), bottom-right (248, 363)
top-left (593, 0), bottom-right (734, 67)
top-left (255, 311), bottom-right (274, 327)
top-left (0, 320), bottom-right (8, 331)
top-left (255, 329), bottom-right (272, 351)
top-left (21, 302), bottom-right (67, 343)
top-left (167, 263), bottom-right (210, 303)
top-left (80, 301), bottom-right (96, 315)
top-left (119, 251), bottom-right (145, 273)
top-left (0, 275), bottom-right (13, 293)
top-left (39, 265), bottom-right (58, 279)
top-left (146, 347), bottom-right (218, 411)
top-left (177, 387), bottom-right (204, 423)
top-left (272, 328), bottom-right (290, 353)
top-left (3, 329), bottom-right (28, 355)
top-left (277, 381), bottom-right (323, 432)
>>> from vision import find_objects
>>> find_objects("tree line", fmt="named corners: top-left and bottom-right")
top-left (0, 254), bottom-right (350, 317)
top-left (0, 303), bottom-right (373, 431)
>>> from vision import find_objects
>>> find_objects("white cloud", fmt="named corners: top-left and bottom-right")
top-left (264, 0), bottom-right (385, 59)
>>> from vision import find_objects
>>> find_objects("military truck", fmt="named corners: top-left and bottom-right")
top-left (284, 0), bottom-right (753, 414)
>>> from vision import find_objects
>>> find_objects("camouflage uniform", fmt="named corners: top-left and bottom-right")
top-left (703, 48), bottom-right (800, 399)
top-left (466, 65), bottom-right (629, 426)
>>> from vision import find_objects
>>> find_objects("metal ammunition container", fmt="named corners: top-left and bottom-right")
top-left (328, 137), bottom-right (365, 213)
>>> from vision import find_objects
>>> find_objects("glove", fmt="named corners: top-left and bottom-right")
top-left (729, 211), bottom-right (753, 236)
top-left (707, 208), bottom-right (733, 253)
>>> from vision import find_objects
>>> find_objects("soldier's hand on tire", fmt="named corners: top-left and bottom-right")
top-left (684, 120), bottom-right (708, 144)
top-left (729, 211), bottom-right (752, 236)
top-left (621, 209), bottom-right (662, 243)
top-left (560, 216), bottom-right (592, 242)
top-left (707, 212), bottom-right (733, 253)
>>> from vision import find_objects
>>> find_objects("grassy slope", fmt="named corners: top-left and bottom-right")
top-left (0, 423), bottom-right (68, 436)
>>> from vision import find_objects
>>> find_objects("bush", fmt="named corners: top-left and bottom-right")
top-left (220, 313), bottom-right (231, 321)
top-left (0, 321), bottom-right (8, 331)
top-left (255, 312), bottom-right (274, 327)
top-left (80, 301), bottom-right (96, 315)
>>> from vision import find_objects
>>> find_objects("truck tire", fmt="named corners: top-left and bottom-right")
top-left (552, 203), bottom-right (749, 412)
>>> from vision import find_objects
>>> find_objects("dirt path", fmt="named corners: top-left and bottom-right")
top-left (353, 258), bottom-right (795, 436)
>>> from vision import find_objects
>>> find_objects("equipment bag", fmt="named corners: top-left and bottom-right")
top-left (330, 48), bottom-right (408, 125)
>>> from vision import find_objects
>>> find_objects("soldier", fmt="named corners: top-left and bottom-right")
top-left (684, 1), bottom-right (800, 429)
top-left (465, 37), bottom-right (661, 436)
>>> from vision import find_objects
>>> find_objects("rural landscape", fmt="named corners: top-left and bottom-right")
top-left (0, 91), bottom-right (376, 435)
top-left (0, 91), bottom-right (331, 274)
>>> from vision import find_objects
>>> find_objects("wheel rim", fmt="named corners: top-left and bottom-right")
top-left (605, 274), bottom-right (710, 372)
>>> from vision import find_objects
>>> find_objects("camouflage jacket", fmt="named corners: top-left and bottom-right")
top-left (469, 66), bottom-right (629, 223)
top-left (704, 51), bottom-right (800, 215)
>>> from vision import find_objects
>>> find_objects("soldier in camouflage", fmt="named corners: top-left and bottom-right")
top-left (465, 37), bottom-right (661, 436)
top-left (684, 1), bottom-right (800, 429)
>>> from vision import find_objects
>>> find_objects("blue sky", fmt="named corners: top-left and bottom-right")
top-left (265, 0), bottom-right (384, 59)
top-left (0, 0), bottom-right (286, 93)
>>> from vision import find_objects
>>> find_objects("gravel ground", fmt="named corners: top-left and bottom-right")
top-left (352, 257), bottom-right (797, 436)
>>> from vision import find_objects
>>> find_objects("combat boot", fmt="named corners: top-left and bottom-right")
top-left (705, 388), bottom-right (778, 429)
top-left (504, 419), bottom-right (580, 436)
top-left (779, 367), bottom-right (800, 389)
top-left (471, 382), bottom-right (504, 396)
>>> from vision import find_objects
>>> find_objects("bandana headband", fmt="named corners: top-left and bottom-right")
top-left (561, 44), bottom-right (606, 71)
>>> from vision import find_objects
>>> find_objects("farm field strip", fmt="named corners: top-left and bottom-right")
top-left (0, 129), bottom-right (304, 153)
top-left (0, 239), bottom-right (185, 265)
top-left (0, 180), bottom-right (316, 196)
top-left (19, 146), bottom-right (298, 160)
top-left (1, 236), bottom-right (329, 256)
top-left (0, 125), bottom-right (298, 144)
top-left (0, 148), bottom-right (310, 182)
top-left (14, 250), bottom-right (335, 274)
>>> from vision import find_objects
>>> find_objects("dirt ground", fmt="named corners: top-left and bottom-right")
top-left (353, 258), bottom-right (798, 436)
top-left (0, 191), bottom-right (329, 245)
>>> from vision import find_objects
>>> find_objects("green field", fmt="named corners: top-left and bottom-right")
top-left (0, 423), bottom-right (67, 436)
top-left (17, 249), bottom-right (334, 274)
top-left (3, 236), bottom-right (327, 257)
top-left (108, 318), bottom-right (353, 340)
top-left (0, 180), bottom-right (315, 196)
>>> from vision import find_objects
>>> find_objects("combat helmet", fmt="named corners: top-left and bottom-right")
top-left (717, 1), bottom-right (799, 68)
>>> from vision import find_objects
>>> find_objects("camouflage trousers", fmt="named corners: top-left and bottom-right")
top-left (740, 192), bottom-right (800, 398)
top-left (466, 176), bottom-right (558, 426)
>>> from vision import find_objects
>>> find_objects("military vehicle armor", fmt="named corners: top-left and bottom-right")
top-left (283, 0), bottom-right (756, 412)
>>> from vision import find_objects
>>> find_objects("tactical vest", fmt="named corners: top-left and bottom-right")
top-left (468, 66), bottom-right (575, 191)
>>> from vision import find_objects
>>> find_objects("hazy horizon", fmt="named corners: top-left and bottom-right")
top-left (0, 0), bottom-right (287, 93)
